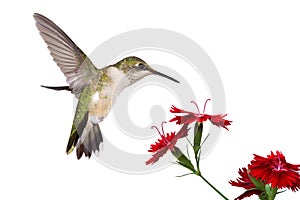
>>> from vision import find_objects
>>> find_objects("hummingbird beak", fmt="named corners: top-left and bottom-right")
top-left (152, 70), bottom-right (180, 83)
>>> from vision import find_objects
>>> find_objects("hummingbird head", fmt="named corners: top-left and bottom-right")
top-left (116, 56), bottom-right (180, 84)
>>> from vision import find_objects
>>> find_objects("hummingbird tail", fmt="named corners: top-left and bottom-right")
top-left (76, 123), bottom-right (103, 159)
top-left (66, 114), bottom-right (103, 159)
top-left (41, 85), bottom-right (71, 91)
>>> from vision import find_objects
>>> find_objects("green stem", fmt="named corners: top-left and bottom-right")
top-left (198, 173), bottom-right (229, 200)
top-left (195, 151), bottom-right (200, 172)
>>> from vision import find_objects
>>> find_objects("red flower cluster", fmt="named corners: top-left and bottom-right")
top-left (249, 151), bottom-right (300, 191)
top-left (230, 151), bottom-right (300, 199)
top-left (169, 99), bottom-right (232, 130)
top-left (145, 122), bottom-right (189, 165)
top-left (146, 99), bottom-right (232, 166)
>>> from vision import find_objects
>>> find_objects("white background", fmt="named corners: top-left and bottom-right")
top-left (1, 1), bottom-right (300, 199)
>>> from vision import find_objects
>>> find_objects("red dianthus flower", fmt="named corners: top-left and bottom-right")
top-left (146, 122), bottom-right (189, 165)
top-left (169, 99), bottom-right (232, 130)
top-left (249, 151), bottom-right (300, 191)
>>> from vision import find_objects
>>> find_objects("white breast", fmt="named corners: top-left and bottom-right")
top-left (89, 67), bottom-right (130, 122)
top-left (106, 67), bottom-right (130, 99)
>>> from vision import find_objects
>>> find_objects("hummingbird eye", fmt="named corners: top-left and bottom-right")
top-left (138, 63), bottom-right (147, 70)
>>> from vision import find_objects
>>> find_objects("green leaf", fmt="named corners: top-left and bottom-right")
top-left (276, 190), bottom-right (286, 194)
top-left (194, 146), bottom-right (201, 156)
top-left (265, 184), bottom-right (271, 197)
top-left (193, 122), bottom-right (203, 156)
top-left (172, 146), bottom-right (195, 172)
top-left (265, 184), bottom-right (277, 200)
top-left (175, 173), bottom-right (194, 177)
top-left (250, 176), bottom-right (265, 191)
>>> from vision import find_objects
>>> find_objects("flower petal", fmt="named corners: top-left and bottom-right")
top-left (169, 115), bottom-right (197, 125)
top-left (229, 168), bottom-right (256, 190)
top-left (196, 114), bottom-right (210, 123)
top-left (209, 114), bottom-right (232, 130)
top-left (233, 189), bottom-right (262, 200)
top-left (168, 124), bottom-right (190, 149)
top-left (170, 105), bottom-right (184, 113)
top-left (145, 145), bottom-right (169, 165)
top-left (170, 105), bottom-right (196, 115)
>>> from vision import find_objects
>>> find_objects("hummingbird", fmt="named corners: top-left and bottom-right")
top-left (33, 13), bottom-right (179, 159)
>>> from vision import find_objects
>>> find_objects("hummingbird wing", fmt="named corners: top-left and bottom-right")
top-left (33, 13), bottom-right (99, 97)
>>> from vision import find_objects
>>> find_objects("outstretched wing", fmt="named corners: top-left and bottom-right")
top-left (33, 13), bottom-right (98, 97)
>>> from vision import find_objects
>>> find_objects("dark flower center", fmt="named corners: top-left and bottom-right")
top-left (273, 154), bottom-right (288, 172)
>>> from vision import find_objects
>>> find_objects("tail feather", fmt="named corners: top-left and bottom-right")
top-left (89, 128), bottom-right (97, 153)
top-left (76, 144), bottom-right (84, 159)
top-left (92, 124), bottom-right (103, 151)
top-left (66, 112), bottom-right (89, 155)
top-left (76, 143), bottom-right (92, 159)
top-left (66, 112), bottom-right (103, 159)
top-left (76, 123), bottom-right (103, 159)
top-left (41, 85), bottom-right (71, 91)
